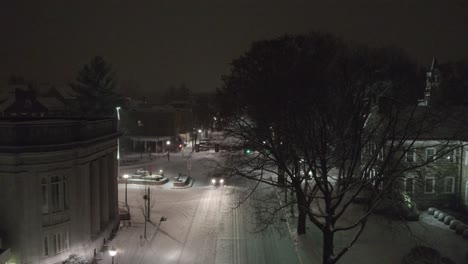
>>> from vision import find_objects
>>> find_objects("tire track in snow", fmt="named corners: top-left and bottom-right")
top-left (176, 188), bottom-right (206, 264)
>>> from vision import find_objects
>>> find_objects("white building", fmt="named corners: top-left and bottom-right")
top-left (0, 117), bottom-right (120, 264)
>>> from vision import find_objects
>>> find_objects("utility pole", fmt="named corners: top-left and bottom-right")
top-left (147, 187), bottom-right (151, 221)
top-left (143, 187), bottom-right (151, 239)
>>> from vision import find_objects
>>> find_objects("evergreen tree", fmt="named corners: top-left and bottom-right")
top-left (70, 56), bottom-right (123, 116)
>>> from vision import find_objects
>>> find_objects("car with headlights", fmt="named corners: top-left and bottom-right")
top-left (210, 175), bottom-right (224, 185)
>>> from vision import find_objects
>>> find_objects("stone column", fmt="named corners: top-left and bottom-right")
top-left (90, 160), bottom-right (101, 237)
top-left (79, 163), bottom-right (91, 240)
top-left (99, 156), bottom-right (109, 227)
top-left (108, 152), bottom-right (118, 219)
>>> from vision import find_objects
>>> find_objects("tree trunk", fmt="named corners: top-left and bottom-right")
top-left (278, 168), bottom-right (285, 186)
top-left (297, 205), bottom-right (307, 235)
top-left (323, 228), bottom-right (335, 264)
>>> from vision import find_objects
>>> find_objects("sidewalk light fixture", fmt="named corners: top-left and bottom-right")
top-left (109, 246), bottom-right (117, 264)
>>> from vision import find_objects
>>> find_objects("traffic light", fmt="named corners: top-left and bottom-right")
top-left (244, 148), bottom-right (252, 156)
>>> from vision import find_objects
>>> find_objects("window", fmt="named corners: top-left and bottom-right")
top-left (43, 176), bottom-right (67, 214)
top-left (404, 177), bottom-right (415, 194)
top-left (43, 236), bottom-right (49, 256)
top-left (447, 150), bottom-right (456, 163)
top-left (424, 177), bottom-right (436, 194)
top-left (51, 177), bottom-right (61, 212)
top-left (444, 177), bottom-right (455, 193)
top-left (53, 233), bottom-right (62, 254)
top-left (365, 143), bottom-right (376, 155)
top-left (465, 181), bottom-right (468, 205)
top-left (426, 148), bottom-right (436, 161)
top-left (406, 149), bottom-right (416, 162)
top-left (41, 178), bottom-right (49, 214)
top-left (43, 231), bottom-right (69, 256)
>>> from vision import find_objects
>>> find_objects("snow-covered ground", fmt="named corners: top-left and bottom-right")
top-left (103, 150), bottom-right (468, 264)
top-left (106, 150), bottom-right (300, 264)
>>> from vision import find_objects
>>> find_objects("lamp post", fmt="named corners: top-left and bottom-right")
top-left (123, 174), bottom-right (129, 207)
top-left (108, 246), bottom-right (117, 264)
top-left (166, 140), bottom-right (171, 161)
top-left (116, 106), bottom-right (121, 181)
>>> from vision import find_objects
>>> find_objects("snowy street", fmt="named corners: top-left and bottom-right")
top-left (109, 151), bottom-right (301, 264)
top-left (107, 150), bottom-right (468, 264)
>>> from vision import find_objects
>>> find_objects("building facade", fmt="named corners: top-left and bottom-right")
top-left (0, 117), bottom-right (119, 264)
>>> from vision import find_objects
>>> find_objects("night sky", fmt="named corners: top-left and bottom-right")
top-left (1, 0), bottom-right (467, 94)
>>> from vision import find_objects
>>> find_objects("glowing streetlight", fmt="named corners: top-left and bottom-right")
top-left (108, 246), bottom-right (117, 264)
top-left (166, 140), bottom-right (171, 145)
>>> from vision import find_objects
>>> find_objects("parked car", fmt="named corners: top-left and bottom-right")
top-left (134, 169), bottom-right (150, 177)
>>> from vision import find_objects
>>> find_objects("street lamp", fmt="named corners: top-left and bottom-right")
top-left (123, 174), bottom-right (129, 207)
top-left (108, 246), bottom-right (117, 264)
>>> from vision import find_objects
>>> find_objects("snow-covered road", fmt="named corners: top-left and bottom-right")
top-left (110, 151), bottom-right (301, 264)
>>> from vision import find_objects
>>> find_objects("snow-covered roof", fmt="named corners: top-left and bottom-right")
top-left (54, 85), bottom-right (78, 100)
top-left (0, 97), bottom-right (15, 112)
top-left (36, 97), bottom-right (65, 111)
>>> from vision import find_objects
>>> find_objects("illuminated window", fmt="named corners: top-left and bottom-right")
top-left (424, 177), bottom-right (436, 194)
top-left (447, 150), bottom-right (456, 163)
top-left (426, 148), bottom-right (436, 161)
top-left (444, 177), bottom-right (455, 193)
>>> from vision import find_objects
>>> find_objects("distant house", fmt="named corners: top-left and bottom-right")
top-left (363, 58), bottom-right (468, 211)
top-left (121, 104), bottom-right (192, 153)
top-left (0, 84), bottom-right (79, 117)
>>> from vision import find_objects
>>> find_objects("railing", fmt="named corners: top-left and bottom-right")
top-left (42, 210), bottom-right (71, 227)
top-left (0, 118), bottom-right (117, 147)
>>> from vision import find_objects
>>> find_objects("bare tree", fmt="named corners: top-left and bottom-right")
top-left (217, 32), bottom-right (465, 264)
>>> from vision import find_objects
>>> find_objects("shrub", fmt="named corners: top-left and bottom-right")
top-left (402, 246), bottom-right (440, 264)
top-left (402, 246), bottom-right (455, 264)
top-left (443, 215), bottom-right (454, 225)
top-left (450, 220), bottom-right (461, 230)
top-left (428, 207), bottom-right (437, 215)
top-left (455, 224), bottom-right (468, 235)
top-left (437, 213), bottom-right (446, 221)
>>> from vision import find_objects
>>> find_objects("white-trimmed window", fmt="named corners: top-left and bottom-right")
top-left (447, 150), bottom-right (456, 163)
top-left (444, 177), bottom-right (455, 193)
top-left (53, 233), bottom-right (62, 254)
top-left (465, 181), bottom-right (468, 205)
top-left (426, 148), bottom-right (436, 161)
top-left (424, 176), bottom-right (436, 194)
top-left (406, 149), bottom-right (416, 162)
top-left (43, 231), bottom-right (69, 256)
top-left (404, 177), bottom-right (415, 194)
top-left (42, 176), bottom-right (67, 214)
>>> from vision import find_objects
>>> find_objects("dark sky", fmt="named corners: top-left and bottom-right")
top-left (1, 0), bottom-right (467, 94)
